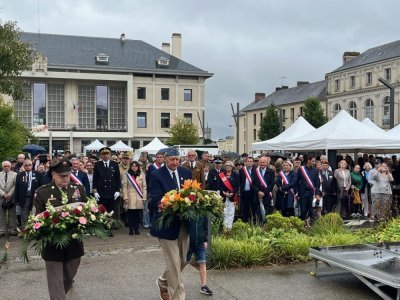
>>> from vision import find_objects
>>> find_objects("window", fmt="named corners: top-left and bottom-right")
top-left (385, 68), bottom-right (391, 80)
top-left (383, 96), bottom-right (390, 125)
top-left (334, 79), bottom-right (340, 91)
top-left (365, 99), bottom-right (374, 122)
top-left (299, 106), bottom-right (303, 116)
top-left (183, 113), bottom-right (192, 123)
top-left (131, 140), bottom-right (140, 150)
top-left (350, 76), bottom-right (355, 88)
top-left (260, 113), bottom-right (263, 122)
top-left (14, 84), bottom-right (32, 128)
top-left (290, 108), bottom-right (295, 122)
top-left (253, 129), bottom-right (257, 141)
top-left (47, 84), bottom-right (65, 129)
top-left (33, 83), bottom-right (46, 126)
top-left (78, 85), bottom-right (96, 129)
top-left (253, 114), bottom-right (256, 125)
top-left (96, 85), bottom-right (108, 130)
top-left (334, 103), bottom-right (341, 116)
top-left (137, 112), bottom-right (147, 128)
top-left (366, 72), bottom-right (372, 85)
top-left (349, 101), bottom-right (357, 119)
top-left (137, 87), bottom-right (146, 100)
top-left (184, 89), bottom-right (192, 101)
top-left (161, 88), bottom-right (170, 100)
top-left (161, 113), bottom-right (170, 128)
top-left (110, 86), bottom-right (126, 130)
top-left (282, 109), bottom-right (286, 122)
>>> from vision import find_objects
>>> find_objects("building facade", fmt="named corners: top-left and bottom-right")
top-left (12, 32), bottom-right (212, 154)
top-left (326, 42), bottom-right (400, 128)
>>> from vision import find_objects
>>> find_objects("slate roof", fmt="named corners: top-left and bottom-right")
top-left (20, 32), bottom-right (212, 77)
top-left (241, 80), bottom-right (326, 113)
top-left (331, 39), bottom-right (400, 73)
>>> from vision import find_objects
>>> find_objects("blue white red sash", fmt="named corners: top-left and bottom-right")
top-left (279, 171), bottom-right (295, 195)
top-left (126, 173), bottom-right (144, 199)
top-left (218, 172), bottom-right (234, 193)
top-left (243, 167), bottom-right (252, 187)
top-left (255, 167), bottom-right (268, 189)
top-left (70, 173), bottom-right (82, 185)
top-left (300, 166), bottom-right (315, 194)
top-left (153, 163), bottom-right (161, 170)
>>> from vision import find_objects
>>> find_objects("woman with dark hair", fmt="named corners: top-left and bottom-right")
top-left (122, 161), bottom-right (147, 235)
top-left (275, 160), bottom-right (298, 217)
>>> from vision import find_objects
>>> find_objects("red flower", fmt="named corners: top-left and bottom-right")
top-left (43, 211), bottom-right (50, 218)
top-left (52, 217), bottom-right (60, 224)
top-left (98, 205), bottom-right (107, 213)
top-left (73, 208), bottom-right (81, 215)
top-left (188, 195), bottom-right (196, 202)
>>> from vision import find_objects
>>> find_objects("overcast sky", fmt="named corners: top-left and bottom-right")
top-left (1, 0), bottom-right (400, 140)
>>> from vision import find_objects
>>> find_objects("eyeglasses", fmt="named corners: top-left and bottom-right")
top-left (24, 164), bottom-right (32, 166)
top-left (188, 154), bottom-right (195, 157)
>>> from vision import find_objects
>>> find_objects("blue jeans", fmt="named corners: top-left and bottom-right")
top-left (187, 243), bottom-right (206, 264)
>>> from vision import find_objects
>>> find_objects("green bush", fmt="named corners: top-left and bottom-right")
top-left (310, 213), bottom-right (345, 236)
top-left (264, 212), bottom-right (305, 233)
top-left (377, 217), bottom-right (400, 242)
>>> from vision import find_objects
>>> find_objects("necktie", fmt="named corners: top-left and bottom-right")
top-left (62, 187), bottom-right (67, 194)
top-left (325, 171), bottom-right (328, 180)
top-left (5, 172), bottom-right (7, 184)
top-left (104, 162), bottom-right (108, 169)
top-left (172, 171), bottom-right (178, 189)
top-left (190, 162), bottom-right (194, 170)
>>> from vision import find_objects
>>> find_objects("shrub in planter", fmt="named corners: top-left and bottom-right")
top-left (264, 212), bottom-right (305, 233)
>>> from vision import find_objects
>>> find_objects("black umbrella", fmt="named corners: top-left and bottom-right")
top-left (22, 144), bottom-right (47, 155)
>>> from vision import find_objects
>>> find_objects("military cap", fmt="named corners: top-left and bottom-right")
top-left (165, 148), bottom-right (180, 157)
top-left (99, 147), bottom-right (112, 154)
top-left (213, 157), bottom-right (223, 163)
top-left (122, 153), bottom-right (130, 159)
top-left (50, 159), bottom-right (72, 175)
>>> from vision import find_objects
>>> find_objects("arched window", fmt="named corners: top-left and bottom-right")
top-left (333, 103), bottom-right (341, 116)
top-left (349, 101), bottom-right (357, 119)
top-left (365, 99), bottom-right (374, 122)
top-left (383, 96), bottom-right (390, 125)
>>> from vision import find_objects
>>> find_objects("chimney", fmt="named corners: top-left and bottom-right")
top-left (281, 85), bottom-right (288, 89)
top-left (276, 87), bottom-right (282, 91)
top-left (120, 33), bottom-right (125, 44)
top-left (255, 93), bottom-right (265, 103)
top-left (162, 42), bottom-right (171, 54)
top-left (343, 51), bottom-right (360, 64)
top-left (171, 33), bottom-right (182, 59)
top-left (297, 81), bottom-right (309, 86)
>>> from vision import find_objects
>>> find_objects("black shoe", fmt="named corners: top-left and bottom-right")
top-left (129, 230), bottom-right (133, 235)
top-left (200, 285), bottom-right (213, 295)
top-left (135, 230), bottom-right (140, 235)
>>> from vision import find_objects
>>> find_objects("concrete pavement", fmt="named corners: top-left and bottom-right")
top-left (0, 228), bottom-right (382, 299)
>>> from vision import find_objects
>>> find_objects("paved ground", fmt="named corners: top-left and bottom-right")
top-left (0, 228), bottom-right (386, 299)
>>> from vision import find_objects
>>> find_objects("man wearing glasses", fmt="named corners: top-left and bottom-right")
top-left (0, 161), bottom-right (17, 236)
top-left (182, 150), bottom-right (205, 188)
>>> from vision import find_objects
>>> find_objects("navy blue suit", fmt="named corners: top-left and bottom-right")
top-left (149, 166), bottom-right (192, 240)
top-left (71, 170), bottom-right (90, 196)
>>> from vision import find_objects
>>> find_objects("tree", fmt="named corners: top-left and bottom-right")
top-left (0, 98), bottom-right (35, 162)
top-left (0, 20), bottom-right (36, 99)
top-left (166, 117), bottom-right (199, 145)
top-left (258, 106), bottom-right (280, 141)
top-left (303, 97), bottom-right (327, 128)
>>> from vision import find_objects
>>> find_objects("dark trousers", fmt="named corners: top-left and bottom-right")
top-left (99, 197), bottom-right (114, 214)
top-left (299, 193), bottom-right (314, 221)
top-left (240, 190), bottom-right (256, 223)
top-left (127, 209), bottom-right (141, 233)
top-left (45, 258), bottom-right (81, 300)
top-left (323, 194), bottom-right (337, 214)
top-left (21, 196), bottom-right (32, 226)
top-left (281, 208), bottom-right (295, 217)
top-left (113, 196), bottom-right (121, 220)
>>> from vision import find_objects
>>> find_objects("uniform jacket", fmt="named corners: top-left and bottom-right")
top-left (207, 167), bottom-right (225, 191)
top-left (122, 172), bottom-right (147, 210)
top-left (93, 160), bottom-right (121, 198)
top-left (149, 166), bottom-right (192, 240)
top-left (14, 170), bottom-right (43, 208)
top-left (71, 170), bottom-right (90, 196)
top-left (181, 161), bottom-right (205, 188)
top-left (33, 182), bottom-right (87, 262)
top-left (0, 171), bottom-right (17, 206)
top-left (252, 167), bottom-right (275, 200)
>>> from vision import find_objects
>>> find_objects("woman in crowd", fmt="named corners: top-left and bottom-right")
top-left (350, 164), bottom-right (363, 216)
top-left (334, 160), bottom-right (351, 219)
top-left (371, 162), bottom-right (394, 221)
top-left (275, 160), bottom-right (298, 217)
top-left (361, 162), bottom-right (373, 218)
top-left (218, 160), bottom-right (239, 230)
top-left (122, 161), bottom-right (147, 235)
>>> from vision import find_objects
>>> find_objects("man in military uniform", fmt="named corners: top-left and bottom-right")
top-left (33, 159), bottom-right (87, 300)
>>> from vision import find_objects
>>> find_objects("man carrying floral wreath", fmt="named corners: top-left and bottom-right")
top-left (33, 159), bottom-right (87, 300)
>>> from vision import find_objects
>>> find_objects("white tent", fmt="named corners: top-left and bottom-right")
top-left (388, 123), bottom-right (400, 136)
top-left (83, 139), bottom-right (106, 154)
top-left (283, 110), bottom-right (400, 152)
top-left (109, 140), bottom-right (133, 152)
top-left (361, 118), bottom-right (386, 133)
top-left (252, 116), bottom-right (316, 151)
top-left (134, 137), bottom-right (168, 159)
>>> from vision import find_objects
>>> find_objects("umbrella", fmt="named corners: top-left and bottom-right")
top-left (22, 144), bottom-right (47, 155)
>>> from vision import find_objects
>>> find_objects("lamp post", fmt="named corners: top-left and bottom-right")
top-left (378, 77), bottom-right (395, 129)
top-left (230, 102), bottom-right (240, 153)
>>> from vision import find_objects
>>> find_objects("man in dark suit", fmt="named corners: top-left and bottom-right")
top-left (70, 157), bottom-right (90, 196)
top-left (239, 156), bottom-right (256, 223)
top-left (320, 161), bottom-right (337, 214)
top-left (252, 156), bottom-right (275, 217)
top-left (92, 147), bottom-right (121, 215)
top-left (207, 157), bottom-right (225, 191)
top-left (146, 151), bottom-right (165, 228)
top-left (150, 148), bottom-right (192, 300)
top-left (33, 159), bottom-right (87, 300)
top-left (14, 159), bottom-right (42, 226)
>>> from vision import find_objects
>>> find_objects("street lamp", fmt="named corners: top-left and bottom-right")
top-left (378, 77), bottom-right (395, 129)
top-left (230, 103), bottom-right (240, 153)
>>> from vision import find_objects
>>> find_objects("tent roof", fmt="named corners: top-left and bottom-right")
top-left (84, 139), bottom-right (106, 151)
top-left (361, 118), bottom-right (386, 133)
top-left (283, 110), bottom-right (400, 151)
top-left (109, 140), bottom-right (133, 151)
top-left (252, 117), bottom-right (316, 151)
top-left (138, 137), bottom-right (168, 152)
top-left (388, 123), bottom-right (400, 136)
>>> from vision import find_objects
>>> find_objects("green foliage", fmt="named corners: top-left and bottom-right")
top-left (166, 117), bottom-right (199, 145)
top-left (204, 138), bottom-right (213, 145)
top-left (310, 213), bottom-right (345, 236)
top-left (377, 217), bottom-right (400, 242)
top-left (0, 99), bottom-right (33, 162)
top-left (258, 106), bottom-right (280, 140)
top-left (303, 97), bottom-right (327, 128)
top-left (264, 212), bottom-right (305, 233)
top-left (0, 20), bottom-right (36, 99)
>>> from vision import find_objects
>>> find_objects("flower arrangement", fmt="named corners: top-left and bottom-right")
top-left (156, 179), bottom-right (224, 229)
top-left (19, 192), bottom-right (116, 262)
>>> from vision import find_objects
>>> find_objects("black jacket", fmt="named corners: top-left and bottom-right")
top-left (14, 171), bottom-right (43, 208)
top-left (93, 160), bottom-right (121, 198)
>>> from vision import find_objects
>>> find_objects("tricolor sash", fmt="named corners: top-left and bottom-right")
top-left (243, 167), bottom-right (252, 187)
top-left (126, 173), bottom-right (144, 199)
top-left (153, 163), bottom-right (161, 170)
top-left (218, 172), bottom-right (234, 193)
top-left (279, 171), bottom-right (295, 195)
top-left (255, 167), bottom-right (268, 189)
top-left (300, 166), bottom-right (315, 194)
top-left (70, 173), bottom-right (82, 185)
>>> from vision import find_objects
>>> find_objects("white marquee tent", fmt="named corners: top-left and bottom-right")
top-left (134, 137), bottom-right (168, 159)
top-left (388, 123), bottom-right (400, 136)
top-left (361, 118), bottom-right (386, 133)
top-left (252, 116), bottom-right (316, 151)
top-left (282, 110), bottom-right (400, 152)
top-left (83, 139), bottom-right (106, 154)
top-left (109, 140), bottom-right (133, 152)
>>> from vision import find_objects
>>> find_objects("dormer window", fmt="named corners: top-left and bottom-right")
top-left (95, 53), bottom-right (109, 64)
top-left (156, 56), bottom-right (170, 67)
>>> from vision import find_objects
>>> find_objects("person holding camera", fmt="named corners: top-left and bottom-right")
top-left (371, 162), bottom-right (394, 221)
top-left (0, 160), bottom-right (17, 236)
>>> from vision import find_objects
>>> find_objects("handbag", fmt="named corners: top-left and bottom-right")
top-left (2, 200), bottom-right (14, 210)
top-left (352, 189), bottom-right (362, 205)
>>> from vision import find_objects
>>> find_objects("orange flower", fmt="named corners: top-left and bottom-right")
top-left (174, 193), bottom-right (182, 201)
top-left (182, 179), bottom-right (201, 190)
top-left (190, 180), bottom-right (201, 190)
